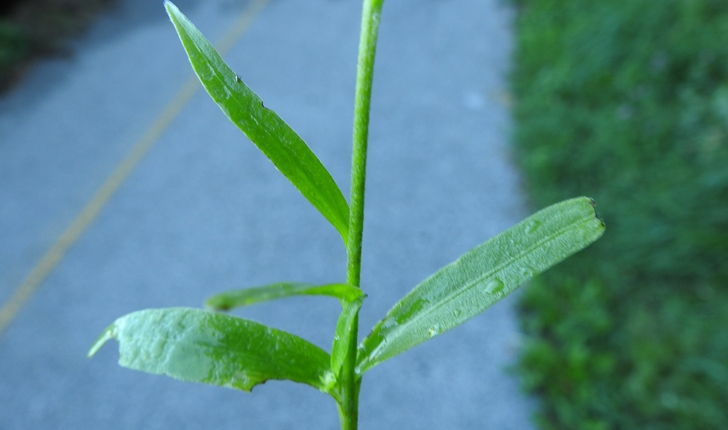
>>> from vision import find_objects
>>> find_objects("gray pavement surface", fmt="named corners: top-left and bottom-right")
top-left (0, 0), bottom-right (535, 428)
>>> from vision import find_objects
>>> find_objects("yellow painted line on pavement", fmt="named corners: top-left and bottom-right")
top-left (0, 0), bottom-right (270, 336)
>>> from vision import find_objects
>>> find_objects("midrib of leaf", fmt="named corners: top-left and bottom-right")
top-left (393, 218), bottom-right (583, 331)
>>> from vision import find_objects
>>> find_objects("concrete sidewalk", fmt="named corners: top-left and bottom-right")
top-left (0, 0), bottom-right (534, 428)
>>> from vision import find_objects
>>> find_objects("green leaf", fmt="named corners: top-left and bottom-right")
top-left (206, 282), bottom-right (363, 311)
top-left (88, 308), bottom-right (332, 392)
top-left (356, 197), bottom-right (605, 374)
top-left (331, 296), bottom-right (365, 380)
top-left (165, 2), bottom-right (350, 244)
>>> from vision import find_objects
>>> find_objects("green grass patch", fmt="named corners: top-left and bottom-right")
top-left (511, 0), bottom-right (728, 428)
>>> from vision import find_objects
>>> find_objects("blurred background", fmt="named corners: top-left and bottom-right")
top-left (0, 0), bottom-right (117, 92)
top-left (511, 0), bottom-right (728, 429)
top-left (1, 0), bottom-right (726, 429)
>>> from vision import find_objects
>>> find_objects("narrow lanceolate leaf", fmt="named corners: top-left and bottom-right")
top-left (165, 2), bottom-right (350, 244)
top-left (356, 197), bottom-right (605, 374)
top-left (88, 308), bottom-right (332, 392)
top-left (330, 296), bottom-right (365, 381)
top-left (206, 282), bottom-right (363, 311)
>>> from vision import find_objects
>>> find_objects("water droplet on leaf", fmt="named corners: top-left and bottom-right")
top-left (525, 220), bottom-right (541, 234)
top-left (520, 266), bottom-right (536, 278)
top-left (484, 279), bottom-right (505, 294)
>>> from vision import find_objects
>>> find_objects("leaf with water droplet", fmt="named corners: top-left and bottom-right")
top-left (165, 2), bottom-right (350, 245)
top-left (525, 220), bottom-right (541, 234)
top-left (88, 308), bottom-right (332, 393)
top-left (484, 279), bottom-right (505, 294)
top-left (356, 197), bottom-right (605, 373)
top-left (428, 324), bottom-right (441, 337)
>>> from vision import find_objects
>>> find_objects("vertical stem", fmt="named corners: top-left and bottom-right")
top-left (339, 1), bottom-right (384, 430)
top-left (347, 1), bottom-right (384, 286)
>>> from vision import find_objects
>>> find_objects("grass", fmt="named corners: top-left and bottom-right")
top-left (510, 0), bottom-right (728, 429)
top-left (0, 0), bottom-right (116, 92)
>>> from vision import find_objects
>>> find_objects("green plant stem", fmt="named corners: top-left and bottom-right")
top-left (346, 0), bottom-right (384, 285)
top-left (339, 1), bottom-right (384, 429)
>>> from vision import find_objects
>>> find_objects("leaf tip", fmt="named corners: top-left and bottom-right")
top-left (163, 0), bottom-right (176, 15)
top-left (164, 0), bottom-right (185, 28)
top-left (584, 196), bottom-right (606, 231)
top-left (87, 324), bottom-right (117, 358)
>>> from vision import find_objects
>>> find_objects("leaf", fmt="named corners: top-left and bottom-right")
top-left (165, 2), bottom-right (350, 244)
top-left (88, 308), bottom-right (332, 392)
top-left (330, 296), bottom-right (365, 380)
top-left (356, 197), bottom-right (605, 374)
top-left (206, 282), bottom-right (363, 311)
